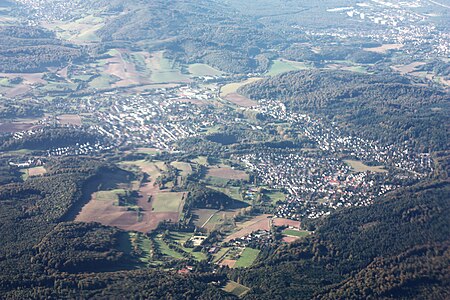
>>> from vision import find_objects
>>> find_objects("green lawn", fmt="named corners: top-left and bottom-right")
top-left (234, 248), bottom-right (260, 268)
top-left (283, 229), bottom-right (311, 238)
top-left (152, 192), bottom-right (184, 212)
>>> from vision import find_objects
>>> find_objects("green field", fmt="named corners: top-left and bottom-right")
top-left (266, 59), bottom-right (309, 76)
top-left (344, 159), bottom-right (387, 173)
top-left (152, 192), bottom-right (184, 212)
top-left (222, 281), bottom-right (250, 297)
top-left (154, 234), bottom-right (185, 259)
top-left (264, 189), bottom-right (286, 204)
top-left (283, 229), bottom-right (311, 238)
top-left (234, 248), bottom-right (260, 268)
top-left (149, 52), bottom-right (189, 83)
top-left (188, 63), bottom-right (223, 77)
top-left (89, 74), bottom-right (117, 89)
top-left (94, 189), bottom-right (126, 203)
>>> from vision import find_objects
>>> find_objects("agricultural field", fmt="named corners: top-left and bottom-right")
top-left (77, 160), bottom-right (185, 232)
top-left (364, 43), bottom-right (403, 54)
top-left (56, 114), bottom-right (82, 126)
top-left (234, 247), bottom-right (260, 268)
top-left (49, 14), bottom-right (105, 43)
top-left (222, 281), bottom-right (250, 298)
top-left (152, 192), bottom-right (185, 213)
top-left (147, 51), bottom-right (190, 83)
top-left (266, 59), bottom-right (310, 76)
top-left (344, 159), bottom-right (387, 173)
top-left (207, 165), bottom-right (249, 181)
top-left (220, 77), bottom-right (261, 107)
top-left (188, 63), bottom-right (223, 77)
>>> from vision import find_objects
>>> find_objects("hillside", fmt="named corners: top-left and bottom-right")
top-left (228, 181), bottom-right (450, 299)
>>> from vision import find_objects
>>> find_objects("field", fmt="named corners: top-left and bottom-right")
top-left (76, 160), bottom-right (185, 232)
top-left (207, 166), bottom-right (249, 180)
top-left (170, 161), bottom-right (193, 177)
top-left (152, 192), bottom-right (185, 213)
top-left (272, 218), bottom-right (301, 228)
top-left (283, 229), bottom-right (311, 238)
top-left (57, 114), bottom-right (82, 126)
top-left (224, 214), bottom-right (272, 242)
top-left (222, 281), bottom-right (250, 298)
top-left (51, 14), bottom-right (105, 43)
top-left (188, 63), bottom-right (223, 77)
top-left (266, 59), bottom-right (310, 76)
top-left (192, 208), bottom-right (218, 228)
top-left (263, 189), bottom-right (286, 204)
top-left (147, 51), bottom-right (190, 83)
top-left (234, 248), bottom-right (260, 268)
top-left (220, 77), bottom-right (262, 107)
top-left (344, 159), bottom-right (387, 173)
top-left (364, 43), bottom-right (403, 54)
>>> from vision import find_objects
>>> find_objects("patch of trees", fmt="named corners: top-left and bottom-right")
top-left (185, 183), bottom-right (235, 209)
top-left (0, 127), bottom-right (103, 151)
top-left (34, 222), bottom-right (133, 273)
top-left (228, 180), bottom-right (450, 299)
top-left (238, 70), bottom-right (449, 151)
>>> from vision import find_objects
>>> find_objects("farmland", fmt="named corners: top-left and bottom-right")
top-left (207, 166), bottom-right (249, 180)
top-left (266, 59), bottom-right (310, 76)
top-left (220, 77), bottom-right (261, 107)
top-left (188, 63), bottom-right (223, 77)
top-left (76, 160), bottom-right (186, 232)
top-left (222, 281), bottom-right (250, 298)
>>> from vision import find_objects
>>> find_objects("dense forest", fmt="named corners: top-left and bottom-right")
top-left (229, 180), bottom-right (450, 299)
top-left (238, 70), bottom-right (450, 151)
top-left (0, 26), bottom-right (84, 73)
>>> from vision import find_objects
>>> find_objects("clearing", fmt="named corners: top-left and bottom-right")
top-left (234, 248), bottom-right (260, 268)
top-left (222, 281), bottom-right (250, 298)
top-left (344, 159), bottom-right (387, 173)
top-left (267, 59), bottom-right (310, 76)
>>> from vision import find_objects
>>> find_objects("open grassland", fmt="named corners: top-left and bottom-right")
top-left (51, 14), bottom-right (105, 43)
top-left (147, 51), bottom-right (190, 83)
top-left (152, 192), bottom-right (185, 213)
top-left (188, 63), bottom-right (223, 77)
top-left (344, 159), bottom-right (387, 173)
top-left (207, 166), bottom-right (249, 180)
top-left (267, 59), bottom-right (310, 76)
top-left (220, 77), bottom-right (262, 96)
top-left (234, 248), bottom-right (260, 268)
top-left (222, 281), bottom-right (250, 298)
